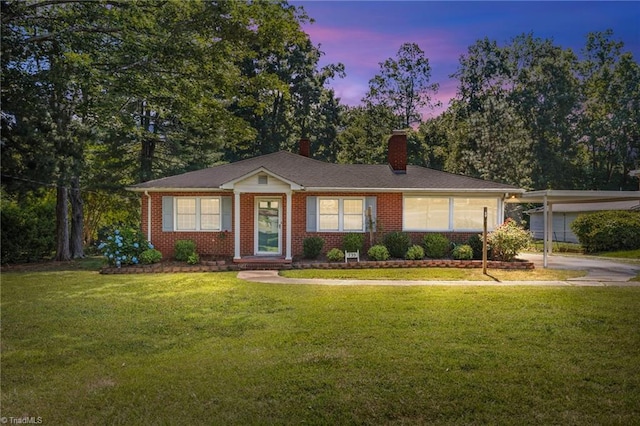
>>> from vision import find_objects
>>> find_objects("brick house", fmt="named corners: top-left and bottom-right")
top-left (127, 131), bottom-right (523, 263)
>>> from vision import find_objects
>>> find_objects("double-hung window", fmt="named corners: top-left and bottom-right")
top-left (175, 197), bottom-right (220, 231)
top-left (318, 198), bottom-right (364, 232)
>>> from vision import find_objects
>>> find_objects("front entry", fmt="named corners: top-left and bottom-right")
top-left (256, 198), bottom-right (281, 255)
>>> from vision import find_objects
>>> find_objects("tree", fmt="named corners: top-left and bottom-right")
top-left (336, 105), bottom-right (397, 165)
top-left (227, 3), bottom-right (344, 162)
top-left (451, 34), bottom-right (582, 189)
top-left (365, 43), bottom-right (439, 129)
top-left (2, 0), bottom-right (116, 259)
top-left (579, 30), bottom-right (640, 189)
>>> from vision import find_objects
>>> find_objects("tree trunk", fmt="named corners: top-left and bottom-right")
top-left (70, 176), bottom-right (84, 258)
top-left (55, 185), bottom-right (71, 261)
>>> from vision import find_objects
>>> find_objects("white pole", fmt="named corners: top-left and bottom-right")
top-left (543, 194), bottom-right (548, 268)
top-left (285, 191), bottom-right (292, 260)
top-left (234, 191), bottom-right (241, 260)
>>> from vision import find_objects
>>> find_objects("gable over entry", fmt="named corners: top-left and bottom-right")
top-left (509, 190), bottom-right (640, 267)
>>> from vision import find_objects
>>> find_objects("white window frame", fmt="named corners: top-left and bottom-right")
top-left (403, 196), bottom-right (501, 232)
top-left (174, 196), bottom-right (221, 232)
top-left (317, 197), bottom-right (365, 232)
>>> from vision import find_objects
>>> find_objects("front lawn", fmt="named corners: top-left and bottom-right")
top-left (2, 270), bottom-right (639, 424)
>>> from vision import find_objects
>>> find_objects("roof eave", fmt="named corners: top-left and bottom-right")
top-left (303, 187), bottom-right (522, 193)
top-left (126, 187), bottom-right (229, 193)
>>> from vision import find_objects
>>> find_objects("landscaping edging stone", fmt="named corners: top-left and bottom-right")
top-left (100, 259), bottom-right (534, 274)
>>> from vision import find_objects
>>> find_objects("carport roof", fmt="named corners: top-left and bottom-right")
top-left (508, 189), bottom-right (640, 204)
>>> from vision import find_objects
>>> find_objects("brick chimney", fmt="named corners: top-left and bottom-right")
top-left (388, 130), bottom-right (407, 174)
top-left (299, 138), bottom-right (310, 157)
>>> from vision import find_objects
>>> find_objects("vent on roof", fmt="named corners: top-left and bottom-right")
top-left (258, 175), bottom-right (268, 185)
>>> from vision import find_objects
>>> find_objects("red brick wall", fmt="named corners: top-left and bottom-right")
top-left (291, 192), bottom-right (404, 256)
top-left (141, 192), bottom-right (234, 259)
top-left (142, 191), bottom-right (482, 260)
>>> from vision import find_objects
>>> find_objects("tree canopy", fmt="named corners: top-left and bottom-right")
top-left (2, 1), bottom-right (638, 263)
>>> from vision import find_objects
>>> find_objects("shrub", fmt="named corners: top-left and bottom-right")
top-left (487, 219), bottom-right (532, 261)
top-left (571, 210), bottom-right (640, 253)
top-left (98, 227), bottom-right (153, 267)
top-left (174, 240), bottom-right (197, 261)
top-left (342, 233), bottom-right (365, 253)
top-left (383, 231), bottom-right (411, 258)
top-left (466, 234), bottom-right (491, 260)
top-left (327, 248), bottom-right (344, 262)
top-left (187, 252), bottom-right (200, 265)
top-left (405, 244), bottom-right (424, 260)
top-left (423, 233), bottom-right (450, 258)
top-left (1, 190), bottom-right (56, 263)
top-left (452, 244), bottom-right (474, 260)
top-left (368, 244), bottom-right (390, 261)
top-left (140, 249), bottom-right (162, 264)
top-left (303, 236), bottom-right (324, 259)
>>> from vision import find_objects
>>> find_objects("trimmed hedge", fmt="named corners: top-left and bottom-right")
top-left (175, 240), bottom-right (197, 262)
top-left (303, 237), bottom-right (324, 259)
top-left (423, 233), bottom-right (450, 258)
top-left (571, 210), bottom-right (640, 253)
top-left (327, 248), bottom-right (344, 262)
top-left (383, 231), bottom-right (411, 258)
top-left (342, 233), bottom-right (364, 253)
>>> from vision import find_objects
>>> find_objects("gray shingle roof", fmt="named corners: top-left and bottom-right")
top-left (128, 150), bottom-right (520, 192)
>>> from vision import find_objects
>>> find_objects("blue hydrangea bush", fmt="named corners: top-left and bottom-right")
top-left (98, 227), bottom-right (155, 267)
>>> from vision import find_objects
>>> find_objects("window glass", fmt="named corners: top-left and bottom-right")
top-left (200, 198), bottom-right (220, 230)
top-left (343, 199), bottom-right (363, 230)
top-left (453, 198), bottom-right (498, 230)
top-left (319, 199), bottom-right (339, 231)
top-left (404, 197), bottom-right (449, 230)
top-left (175, 197), bottom-right (221, 231)
top-left (176, 198), bottom-right (196, 230)
top-left (319, 199), bottom-right (338, 214)
top-left (318, 198), bottom-right (364, 231)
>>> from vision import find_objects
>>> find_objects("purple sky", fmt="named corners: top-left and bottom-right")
top-left (293, 1), bottom-right (640, 117)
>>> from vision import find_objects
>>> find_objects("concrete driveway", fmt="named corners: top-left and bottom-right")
top-left (520, 253), bottom-right (640, 283)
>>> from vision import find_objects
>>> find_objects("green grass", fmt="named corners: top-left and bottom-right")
top-left (2, 270), bottom-right (639, 424)
top-left (596, 248), bottom-right (640, 260)
top-left (529, 241), bottom-right (584, 253)
top-left (282, 267), bottom-right (586, 281)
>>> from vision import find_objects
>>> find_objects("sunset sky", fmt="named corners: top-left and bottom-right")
top-left (293, 1), bottom-right (640, 117)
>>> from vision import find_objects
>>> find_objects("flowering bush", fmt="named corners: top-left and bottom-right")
top-left (487, 219), bottom-right (532, 262)
top-left (98, 227), bottom-right (154, 267)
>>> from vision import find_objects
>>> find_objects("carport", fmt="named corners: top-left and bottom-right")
top-left (508, 190), bottom-right (640, 267)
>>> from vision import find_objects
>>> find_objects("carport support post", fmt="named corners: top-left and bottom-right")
top-left (482, 207), bottom-right (487, 274)
top-left (543, 195), bottom-right (549, 268)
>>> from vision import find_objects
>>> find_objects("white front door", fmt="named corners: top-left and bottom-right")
top-left (256, 198), bottom-right (281, 255)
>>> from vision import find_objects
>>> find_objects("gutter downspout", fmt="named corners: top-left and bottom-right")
top-left (144, 191), bottom-right (152, 242)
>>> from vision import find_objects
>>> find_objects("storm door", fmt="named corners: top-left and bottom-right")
top-left (256, 198), bottom-right (281, 255)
